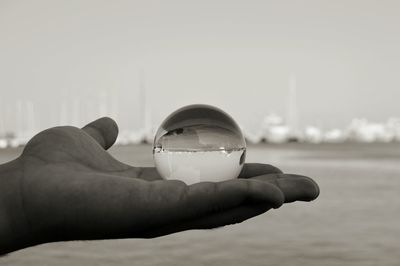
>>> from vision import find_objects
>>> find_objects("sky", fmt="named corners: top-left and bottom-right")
top-left (1, 0), bottom-right (400, 133)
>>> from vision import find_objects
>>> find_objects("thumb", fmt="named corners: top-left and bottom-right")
top-left (82, 117), bottom-right (119, 150)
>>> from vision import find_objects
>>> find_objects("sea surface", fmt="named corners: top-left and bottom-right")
top-left (1, 143), bottom-right (400, 266)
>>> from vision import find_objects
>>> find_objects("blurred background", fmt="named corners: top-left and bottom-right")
top-left (1, 1), bottom-right (400, 265)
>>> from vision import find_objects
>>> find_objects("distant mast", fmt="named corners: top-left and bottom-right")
top-left (25, 100), bottom-right (37, 143)
top-left (139, 69), bottom-right (152, 142)
top-left (286, 74), bottom-right (299, 140)
top-left (0, 100), bottom-right (4, 137)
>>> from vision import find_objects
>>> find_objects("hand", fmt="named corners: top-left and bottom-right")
top-left (0, 117), bottom-right (319, 255)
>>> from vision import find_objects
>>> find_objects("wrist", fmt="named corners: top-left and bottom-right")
top-left (0, 158), bottom-right (36, 255)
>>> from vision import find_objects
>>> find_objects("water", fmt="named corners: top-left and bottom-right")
top-left (153, 149), bottom-right (245, 184)
top-left (1, 143), bottom-right (400, 266)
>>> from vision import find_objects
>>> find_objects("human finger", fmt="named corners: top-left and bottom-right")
top-left (82, 117), bottom-right (119, 150)
top-left (239, 163), bottom-right (283, 178)
top-left (250, 173), bottom-right (320, 203)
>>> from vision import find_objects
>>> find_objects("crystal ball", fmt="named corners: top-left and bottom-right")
top-left (153, 104), bottom-right (246, 184)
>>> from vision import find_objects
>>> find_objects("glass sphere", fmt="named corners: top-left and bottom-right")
top-left (153, 104), bottom-right (246, 184)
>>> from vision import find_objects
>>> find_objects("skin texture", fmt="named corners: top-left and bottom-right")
top-left (0, 117), bottom-right (320, 255)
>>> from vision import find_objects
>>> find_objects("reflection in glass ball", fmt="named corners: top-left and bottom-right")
top-left (153, 104), bottom-right (246, 185)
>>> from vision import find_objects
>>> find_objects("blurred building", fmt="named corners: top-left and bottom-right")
top-left (323, 129), bottom-right (346, 143)
top-left (347, 118), bottom-right (395, 143)
top-left (262, 114), bottom-right (290, 143)
top-left (303, 126), bottom-right (323, 144)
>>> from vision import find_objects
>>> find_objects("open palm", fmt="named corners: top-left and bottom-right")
top-left (0, 117), bottom-right (319, 255)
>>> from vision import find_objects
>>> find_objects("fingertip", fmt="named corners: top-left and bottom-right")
top-left (82, 117), bottom-right (119, 149)
top-left (287, 174), bottom-right (320, 200)
top-left (276, 174), bottom-right (320, 202)
top-left (95, 117), bottom-right (119, 135)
